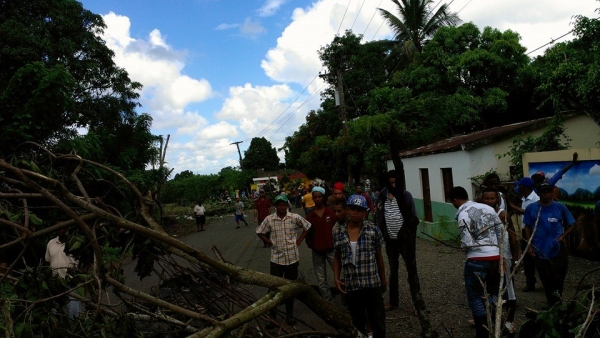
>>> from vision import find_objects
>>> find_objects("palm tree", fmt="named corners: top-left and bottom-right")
top-left (379, 0), bottom-right (461, 63)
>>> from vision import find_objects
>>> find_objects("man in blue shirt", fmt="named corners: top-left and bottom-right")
top-left (523, 183), bottom-right (577, 307)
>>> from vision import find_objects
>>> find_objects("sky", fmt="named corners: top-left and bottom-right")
top-left (79, 0), bottom-right (600, 176)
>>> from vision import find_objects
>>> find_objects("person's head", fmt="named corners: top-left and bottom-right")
top-left (259, 188), bottom-right (265, 197)
top-left (312, 186), bottom-right (326, 206)
top-left (517, 177), bottom-right (535, 196)
top-left (196, 200), bottom-right (201, 206)
top-left (332, 198), bottom-right (347, 223)
top-left (483, 173), bottom-right (501, 190)
top-left (274, 195), bottom-right (289, 215)
top-left (346, 194), bottom-right (368, 223)
top-left (538, 183), bottom-right (554, 204)
top-left (481, 187), bottom-right (499, 209)
top-left (447, 186), bottom-right (469, 209)
top-left (235, 197), bottom-right (240, 202)
top-left (387, 170), bottom-right (397, 188)
top-left (531, 173), bottom-right (545, 186)
top-left (332, 182), bottom-right (345, 200)
top-left (355, 185), bottom-right (363, 194)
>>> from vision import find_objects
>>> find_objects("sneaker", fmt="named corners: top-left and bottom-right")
top-left (505, 321), bottom-right (516, 334)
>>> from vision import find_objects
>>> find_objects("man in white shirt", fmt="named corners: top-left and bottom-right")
top-left (45, 229), bottom-right (81, 318)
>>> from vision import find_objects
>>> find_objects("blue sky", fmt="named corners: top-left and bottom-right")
top-left (79, 0), bottom-right (599, 176)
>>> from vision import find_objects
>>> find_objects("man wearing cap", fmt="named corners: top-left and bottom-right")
top-left (327, 182), bottom-right (346, 207)
top-left (510, 177), bottom-right (540, 292)
top-left (448, 186), bottom-right (503, 338)
top-left (333, 194), bottom-right (387, 338)
top-left (355, 185), bottom-right (375, 218)
top-left (523, 183), bottom-right (577, 307)
top-left (256, 195), bottom-right (311, 325)
top-left (254, 188), bottom-right (273, 247)
top-left (305, 186), bottom-right (336, 301)
top-left (375, 169), bottom-right (418, 311)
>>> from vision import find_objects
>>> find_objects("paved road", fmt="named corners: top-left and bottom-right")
top-left (120, 206), bottom-right (340, 333)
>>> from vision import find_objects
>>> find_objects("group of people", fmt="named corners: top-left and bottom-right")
top-left (254, 170), bottom-right (415, 337)
top-left (447, 164), bottom-right (580, 337)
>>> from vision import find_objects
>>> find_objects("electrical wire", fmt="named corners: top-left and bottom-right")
top-left (350, 0), bottom-right (367, 32)
top-left (456, 0), bottom-right (473, 14)
top-left (337, 0), bottom-right (353, 35)
top-left (361, 0), bottom-right (384, 39)
top-left (526, 30), bottom-right (572, 55)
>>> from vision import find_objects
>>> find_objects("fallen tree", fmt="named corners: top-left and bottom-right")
top-left (0, 145), bottom-right (354, 337)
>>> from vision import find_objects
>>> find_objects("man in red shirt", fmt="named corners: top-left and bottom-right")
top-left (305, 186), bottom-right (336, 301)
top-left (254, 188), bottom-right (273, 247)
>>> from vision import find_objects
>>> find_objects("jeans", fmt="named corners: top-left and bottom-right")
top-left (312, 250), bottom-right (334, 301)
top-left (464, 259), bottom-right (500, 338)
top-left (269, 262), bottom-right (298, 318)
top-left (385, 239), bottom-right (401, 307)
top-left (535, 243), bottom-right (568, 307)
top-left (346, 287), bottom-right (386, 338)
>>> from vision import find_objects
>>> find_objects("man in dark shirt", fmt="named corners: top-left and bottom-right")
top-left (254, 188), bottom-right (273, 247)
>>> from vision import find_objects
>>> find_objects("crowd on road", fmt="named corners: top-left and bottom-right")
top-left (183, 154), bottom-right (600, 337)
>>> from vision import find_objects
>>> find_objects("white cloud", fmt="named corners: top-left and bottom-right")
top-left (214, 23), bottom-right (239, 30)
top-left (240, 18), bottom-right (267, 37)
top-left (199, 121), bottom-right (239, 140)
top-left (260, 0), bottom-right (394, 88)
top-left (258, 0), bottom-right (287, 17)
top-left (100, 12), bottom-right (214, 122)
top-left (590, 164), bottom-right (600, 176)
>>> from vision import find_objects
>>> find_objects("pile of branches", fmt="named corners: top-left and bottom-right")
top-left (0, 144), bottom-right (353, 337)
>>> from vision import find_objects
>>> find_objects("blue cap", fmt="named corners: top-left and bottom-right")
top-left (347, 194), bottom-right (368, 209)
top-left (517, 177), bottom-right (534, 188)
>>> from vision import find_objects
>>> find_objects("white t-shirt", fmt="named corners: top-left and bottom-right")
top-left (520, 191), bottom-right (539, 228)
top-left (194, 205), bottom-right (205, 216)
top-left (45, 237), bottom-right (78, 279)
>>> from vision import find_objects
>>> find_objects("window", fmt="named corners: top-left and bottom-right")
top-left (441, 168), bottom-right (454, 202)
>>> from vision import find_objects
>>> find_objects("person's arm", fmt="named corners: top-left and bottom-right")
top-left (502, 210), bottom-right (520, 262)
top-left (523, 225), bottom-right (535, 257)
top-left (558, 206), bottom-right (578, 242)
top-left (375, 247), bottom-right (387, 293)
top-left (333, 250), bottom-right (346, 294)
top-left (257, 233), bottom-right (271, 245)
top-left (510, 203), bottom-right (525, 214)
top-left (296, 229), bottom-right (308, 246)
top-left (548, 152), bottom-right (578, 186)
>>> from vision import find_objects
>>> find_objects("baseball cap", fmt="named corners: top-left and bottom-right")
top-left (274, 195), bottom-right (289, 203)
top-left (347, 194), bottom-right (368, 209)
top-left (538, 183), bottom-right (553, 192)
top-left (517, 177), bottom-right (535, 188)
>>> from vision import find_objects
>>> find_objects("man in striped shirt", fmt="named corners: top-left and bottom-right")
top-left (256, 195), bottom-right (311, 325)
top-left (375, 170), bottom-right (418, 311)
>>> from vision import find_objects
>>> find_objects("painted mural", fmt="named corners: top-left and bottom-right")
top-left (527, 160), bottom-right (600, 206)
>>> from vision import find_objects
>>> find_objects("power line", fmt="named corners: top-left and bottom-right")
top-left (337, 0), bottom-right (352, 35)
top-left (456, 0), bottom-right (473, 14)
top-left (526, 30), bottom-right (573, 55)
top-left (361, 0), bottom-right (384, 38)
top-left (350, 0), bottom-right (367, 31)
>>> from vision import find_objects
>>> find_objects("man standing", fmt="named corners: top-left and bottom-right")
top-left (302, 185), bottom-right (315, 216)
top-left (193, 201), bottom-right (206, 232)
top-left (256, 195), bottom-right (311, 325)
top-left (510, 177), bottom-right (540, 292)
top-left (333, 194), bottom-right (387, 338)
top-left (376, 170), bottom-right (418, 311)
top-left (234, 197), bottom-right (249, 228)
top-left (254, 188), bottom-right (273, 247)
top-left (448, 186), bottom-right (503, 338)
top-left (523, 183), bottom-right (576, 307)
top-left (305, 186), bottom-right (336, 301)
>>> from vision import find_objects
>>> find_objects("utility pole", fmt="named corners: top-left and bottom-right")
top-left (230, 141), bottom-right (244, 171)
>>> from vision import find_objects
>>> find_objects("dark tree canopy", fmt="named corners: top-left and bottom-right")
top-left (242, 137), bottom-right (280, 172)
top-left (0, 0), bottom-right (158, 171)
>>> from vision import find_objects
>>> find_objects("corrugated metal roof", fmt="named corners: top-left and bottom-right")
top-left (396, 117), bottom-right (553, 158)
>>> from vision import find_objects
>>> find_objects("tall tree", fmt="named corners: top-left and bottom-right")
top-left (0, 0), bottom-right (158, 171)
top-left (243, 137), bottom-right (280, 172)
top-left (378, 0), bottom-right (461, 66)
